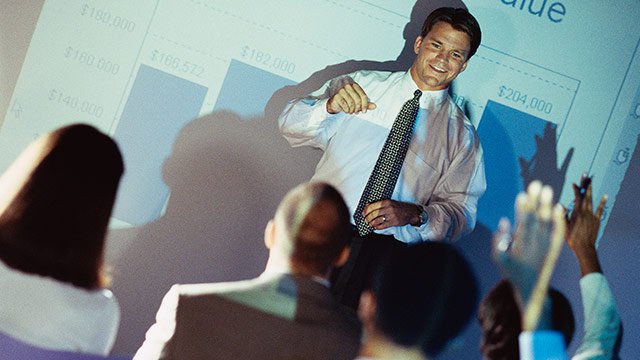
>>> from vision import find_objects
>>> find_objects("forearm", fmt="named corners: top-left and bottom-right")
top-left (572, 246), bottom-right (602, 276)
top-left (519, 330), bottom-right (569, 360)
top-left (278, 97), bottom-right (333, 148)
top-left (420, 199), bottom-right (470, 241)
top-left (573, 273), bottom-right (621, 359)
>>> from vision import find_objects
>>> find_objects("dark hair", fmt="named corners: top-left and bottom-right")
top-left (0, 124), bottom-right (124, 289)
top-left (276, 182), bottom-right (351, 275)
top-left (420, 7), bottom-right (482, 59)
top-left (478, 279), bottom-right (522, 360)
top-left (549, 288), bottom-right (575, 347)
top-left (478, 279), bottom-right (575, 360)
top-left (372, 242), bottom-right (478, 357)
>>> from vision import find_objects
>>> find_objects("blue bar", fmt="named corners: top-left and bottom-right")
top-left (477, 100), bottom-right (551, 230)
top-left (113, 64), bottom-right (208, 225)
top-left (214, 59), bottom-right (295, 117)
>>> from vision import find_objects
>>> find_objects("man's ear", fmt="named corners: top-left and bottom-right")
top-left (414, 36), bottom-right (423, 55)
top-left (460, 60), bottom-right (469, 73)
top-left (333, 245), bottom-right (350, 267)
top-left (264, 219), bottom-right (276, 250)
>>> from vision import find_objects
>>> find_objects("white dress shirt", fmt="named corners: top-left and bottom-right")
top-left (572, 272), bottom-right (621, 359)
top-left (278, 70), bottom-right (486, 242)
top-left (0, 260), bottom-right (120, 355)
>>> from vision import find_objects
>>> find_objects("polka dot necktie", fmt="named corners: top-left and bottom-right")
top-left (354, 89), bottom-right (422, 236)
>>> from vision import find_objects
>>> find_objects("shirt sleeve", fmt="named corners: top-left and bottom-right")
top-left (133, 285), bottom-right (181, 360)
top-left (519, 330), bottom-right (569, 360)
top-left (420, 124), bottom-right (486, 241)
top-left (91, 290), bottom-right (121, 356)
top-left (277, 74), bottom-right (360, 150)
top-left (571, 273), bottom-right (621, 360)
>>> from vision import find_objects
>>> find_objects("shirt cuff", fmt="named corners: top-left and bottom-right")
top-left (519, 330), bottom-right (568, 360)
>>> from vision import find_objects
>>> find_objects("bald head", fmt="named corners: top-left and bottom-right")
top-left (272, 182), bottom-right (351, 276)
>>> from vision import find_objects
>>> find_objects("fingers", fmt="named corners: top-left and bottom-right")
top-left (362, 200), bottom-right (390, 229)
top-left (538, 186), bottom-right (553, 220)
top-left (514, 181), bottom-right (555, 254)
top-left (327, 82), bottom-right (376, 114)
top-left (362, 200), bottom-right (417, 229)
top-left (584, 184), bottom-right (593, 212)
top-left (571, 183), bottom-right (580, 200)
top-left (551, 204), bottom-right (567, 244)
top-left (493, 217), bottom-right (513, 254)
top-left (595, 194), bottom-right (607, 221)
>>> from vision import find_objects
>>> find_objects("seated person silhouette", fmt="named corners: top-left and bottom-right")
top-left (356, 241), bottom-right (478, 359)
top-left (0, 124), bottom-right (124, 355)
top-left (134, 182), bottom-right (361, 360)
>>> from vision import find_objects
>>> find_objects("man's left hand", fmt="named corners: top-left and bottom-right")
top-left (363, 200), bottom-right (421, 229)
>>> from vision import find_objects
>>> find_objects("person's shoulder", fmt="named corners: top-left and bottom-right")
top-left (443, 96), bottom-right (476, 129)
top-left (175, 274), bottom-right (282, 298)
top-left (94, 288), bottom-right (120, 312)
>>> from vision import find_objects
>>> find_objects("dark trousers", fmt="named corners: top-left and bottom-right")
top-left (330, 230), bottom-right (407, 310)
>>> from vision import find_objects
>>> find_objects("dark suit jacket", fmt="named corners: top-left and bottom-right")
top-left (134, 273), bottom-right (361, 360)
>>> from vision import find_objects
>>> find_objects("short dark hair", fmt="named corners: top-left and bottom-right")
top-left (549, 287), bottom-right (575, 347)
top-left (420, 7), bottom-right (482, 59)
top-left (372, 242), bottom-right (478, 357)
top-left (276, 182), bottom-right (351, 275)
top-left (478, 279), bottom-right (522, 360)
top-left (478, 279), bottom-right (575, 360)
top-left (0, 124), bottom-right (124, 289)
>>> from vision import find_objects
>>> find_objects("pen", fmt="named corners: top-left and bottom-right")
top-left (579, 175), bottom-right (592, 199)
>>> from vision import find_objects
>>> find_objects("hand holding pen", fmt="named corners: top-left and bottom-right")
top-left (566, 173), bottom-right (606, 275)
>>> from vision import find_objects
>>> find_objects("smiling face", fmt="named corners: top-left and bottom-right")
top-left (410, 21), bottom-right (471, 91)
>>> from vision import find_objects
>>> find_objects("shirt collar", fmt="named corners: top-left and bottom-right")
top-left (401, 71), bottom-right (448, 108)
top-left (259, 269), bottom-right (330, 288)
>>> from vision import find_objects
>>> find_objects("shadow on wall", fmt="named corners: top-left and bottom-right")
top-left (105, 111), bottom-right (320, 355)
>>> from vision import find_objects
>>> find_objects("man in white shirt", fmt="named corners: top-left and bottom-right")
top-left (133, 182), bottom-right (361, 360)
top-left (278, 7), bottom-right (486, 308)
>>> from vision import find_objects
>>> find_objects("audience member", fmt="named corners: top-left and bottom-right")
top-left (356, 241), bottom-right (478, 360)
top-left (489, 178), bottom-right (621, 359)
top-left (563, 176), bottom-right (621, 359)
top-left (0, 124), bottom-right (124, 355)
top-left (491, 180), bottom-right (568, 359)
top-left (478, 280), bottom-right (575, 359)
top-left (133, 182), bottom-right (361, 360)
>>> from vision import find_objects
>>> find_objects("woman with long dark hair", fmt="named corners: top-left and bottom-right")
top-left (0, 124), bottom-right (124, 355)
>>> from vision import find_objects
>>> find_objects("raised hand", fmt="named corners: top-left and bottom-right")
top-left (566, 174), bottom-right (606, 276)
top-left (493, 181), bottom-right (566, 331)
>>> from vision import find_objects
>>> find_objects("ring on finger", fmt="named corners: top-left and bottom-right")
top-left (382, 216), bottom-right (386, 222)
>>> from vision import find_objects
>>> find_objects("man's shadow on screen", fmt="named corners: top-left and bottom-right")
top-left (105, 111), bottom-right (319, 354)
top-left (455, 121), bottom-right (574, 298)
